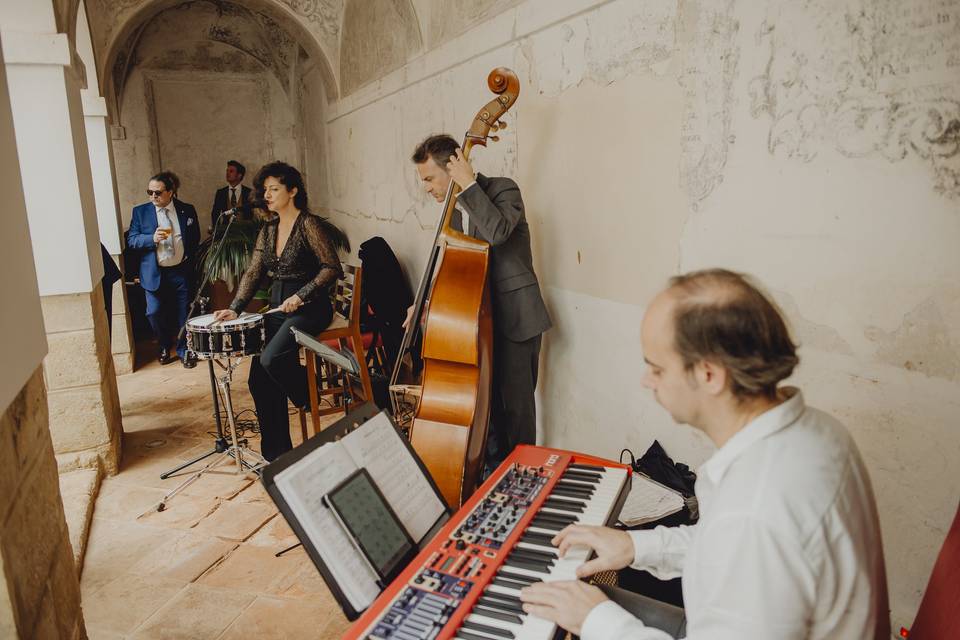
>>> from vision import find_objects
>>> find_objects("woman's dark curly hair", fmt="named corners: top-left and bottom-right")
top-left (252, 161), bottom-right (351, 253)
top-left (254, 161), bottom-right (308, 211)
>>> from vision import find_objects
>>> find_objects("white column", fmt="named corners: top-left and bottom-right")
top-left (76, 0), bottom-right (136, 373)
top-left (2, 21), bottom-right (123, 473)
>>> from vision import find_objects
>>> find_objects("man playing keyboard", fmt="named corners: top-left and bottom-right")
top-left (520, 269), bottom-right (890, 639)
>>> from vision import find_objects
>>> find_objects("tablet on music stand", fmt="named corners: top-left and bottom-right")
top-left (261, 403), bottom-right (450, 620)
top-left (324, 468), bottom-right (418, 586)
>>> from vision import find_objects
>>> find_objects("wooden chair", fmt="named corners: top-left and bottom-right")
top-left (297, 264), bottom-right (374, 440)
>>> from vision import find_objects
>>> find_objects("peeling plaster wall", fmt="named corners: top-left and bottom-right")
top-left (308, 0), bottom-right (960, 628)
top-left (110, 2), bottom-right (299, 233)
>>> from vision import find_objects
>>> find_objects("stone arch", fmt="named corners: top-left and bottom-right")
top-left (339, 0), bottom-right (422, 96)
top-left (97, 0), bottom-right (340, 122)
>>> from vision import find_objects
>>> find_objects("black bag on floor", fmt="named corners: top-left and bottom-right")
top-left (617, 440), bottom-right (699, 607)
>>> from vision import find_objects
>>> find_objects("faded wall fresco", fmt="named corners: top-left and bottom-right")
top-left (339, 0), bottom-right (422, 96)
top-left (749, 0), bottom-right (960, 198)
top-left (424, 0), bottom-right (524, 48)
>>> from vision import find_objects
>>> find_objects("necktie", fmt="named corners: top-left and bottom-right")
top-left (158, 208), bottom-right (174, 262)
top-left (229, 187), bottom-right (237, 209)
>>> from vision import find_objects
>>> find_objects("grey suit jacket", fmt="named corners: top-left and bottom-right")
top-left (454, 173), bottom-right (552, 342)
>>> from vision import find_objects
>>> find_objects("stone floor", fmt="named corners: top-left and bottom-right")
top-left (80, 346), bottom-right (353, 639)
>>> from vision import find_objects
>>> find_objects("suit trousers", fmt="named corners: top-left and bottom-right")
top-left (144, 263), bottom-right (191, 359)
top-left (248, 293), bottom-right (332, 461)
top-left (487, 332), bottom-right (542, 467)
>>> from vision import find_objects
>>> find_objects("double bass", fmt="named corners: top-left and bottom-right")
top-left (390, 68), bottom-right (520, 508)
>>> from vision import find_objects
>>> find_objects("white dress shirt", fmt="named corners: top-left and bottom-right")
top-left (581, 389), bottom-right (889, 640)
top-left (155, 204), bottom-right (184, 266)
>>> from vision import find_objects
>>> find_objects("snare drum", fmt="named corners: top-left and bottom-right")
top-left (186, 313), bottom-right (265, 359)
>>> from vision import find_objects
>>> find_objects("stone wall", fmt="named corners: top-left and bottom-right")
top-left (303, 0), bottom-right (960, 629)
top-left (42, 285), bottom-right (123, 474)
top-left (0, 368), bottom-right (87, 639)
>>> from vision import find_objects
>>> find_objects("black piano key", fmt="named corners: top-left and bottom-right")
top-left (473, 605), bottom-right (524, 624)
top-left (510, 550), bottom-right (555, 566)
top-left (529, 518), bottom-right (564, 532)
top-left (461, 620), bottom-right (515, 638)
top-left (512, 546), bottom-right (558, 560)
top-left (554, 482), bottom-right (594, 494)
top-left (562, 472), bottom-right (601, 483)
top-left (534, 513), bottom-right (578, 525)
top-left (556, 479), bottom-right (595, 491)
top-left (532, 515), bottom-right (577, 529)
top-left (569, 463), bottom-right (606, 472)
top-left (520, 532), bottom-right (556, 546)
top-left (497, 569), bottom-right (540, 584)
top-left (543, 499), bottom-right (585, 513)
top-left (504, 556), bottom-right (551, 573)
top-left (492, 575), bottom-right (536, 589)
top-left (478, 596), bottom-right (526, 613)
top-left (535, 509), bottom-right (578, 521)
top-left (551, 489), bottom-right (593, 501)
top-left (456, 631), bottom-right (498, 640)
top-left (482, 590), bottom-right (523, 606)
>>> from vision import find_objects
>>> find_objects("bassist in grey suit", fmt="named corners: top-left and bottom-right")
top-left (411, 134), bottom-right (552, 468)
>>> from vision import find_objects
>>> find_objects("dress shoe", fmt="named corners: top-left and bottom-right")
top-left (182, 354), bottom-right (197, 369)
top-left (158, 348), bottom-right (176, 365)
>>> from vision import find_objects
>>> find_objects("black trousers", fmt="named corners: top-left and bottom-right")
top-left (487, 332), bottom-right (542, 467)
top-left (248, 284), bottom-right (332, 461)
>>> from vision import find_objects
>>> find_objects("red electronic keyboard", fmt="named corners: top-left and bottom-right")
top-left (343, 445), bottom-right (632, 640)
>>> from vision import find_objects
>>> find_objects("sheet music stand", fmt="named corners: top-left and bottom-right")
top-left (261, 403), bottom-right (451, 621)
top-left (291, 326), bottom-right (362, 431)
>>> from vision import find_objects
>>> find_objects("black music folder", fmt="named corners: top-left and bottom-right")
top-left (261, 403), bottom-right (450, 620)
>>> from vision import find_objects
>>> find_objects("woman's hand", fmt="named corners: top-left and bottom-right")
top-left (212, 309), bottom-right (238, 322)
top-left (280, 294), bottom-right (304, 314)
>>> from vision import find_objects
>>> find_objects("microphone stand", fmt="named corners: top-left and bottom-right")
top-left (159, 210), bottom-right (253, 479)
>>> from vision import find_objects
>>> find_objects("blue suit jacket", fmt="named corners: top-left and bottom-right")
top-left (126, 199), bottom-right (200, 291)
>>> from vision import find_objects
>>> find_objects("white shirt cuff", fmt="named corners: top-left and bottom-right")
top-left (581, 600), bottom-right (640, 640)
top-left (629, 529), bottom-right (662, 568)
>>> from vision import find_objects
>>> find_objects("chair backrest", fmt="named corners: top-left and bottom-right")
top-left (331, 264), bottom-right (363, 328)
top-left (909, 499), bottom-right (960, 639)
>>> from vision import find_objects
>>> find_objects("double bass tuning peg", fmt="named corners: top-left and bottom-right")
top-left (488, 135), bottom-right (500, 142)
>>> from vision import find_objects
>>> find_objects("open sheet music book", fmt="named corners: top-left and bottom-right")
top-left (617, 472), bottom-right (685, 527)
top-left (263, 406), bottom-right (448, 617)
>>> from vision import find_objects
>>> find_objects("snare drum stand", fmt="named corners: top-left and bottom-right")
top-left (156, 355), bottom-right (266, 511)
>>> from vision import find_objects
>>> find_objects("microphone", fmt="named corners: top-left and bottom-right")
top-left (221, 207), bottom-right (241, 217)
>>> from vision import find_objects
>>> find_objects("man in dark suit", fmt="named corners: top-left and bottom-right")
top-left (126, 171), bottom-right (201, 367)
top-left (411, 134), bottom-right (552, 468)
top-left (210, 160), bottom-right (253, 231)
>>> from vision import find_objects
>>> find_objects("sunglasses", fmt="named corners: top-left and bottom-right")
top-left (146, 189), bottom-right (167, 196)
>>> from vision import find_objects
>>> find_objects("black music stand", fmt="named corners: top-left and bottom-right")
top-left (290, 326), bottom-right (363, 417)
top-left (261, 403), bottom-right (450, 621)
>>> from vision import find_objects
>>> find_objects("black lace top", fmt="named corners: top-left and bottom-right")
top-left (229, 213), bottom-right (342, 313)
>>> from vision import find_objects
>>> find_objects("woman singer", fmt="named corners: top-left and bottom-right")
top-left (213, 161), bottom-right (347, 461)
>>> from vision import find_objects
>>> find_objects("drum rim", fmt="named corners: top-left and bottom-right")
top-left (186, 313), bottom-right (264, 332)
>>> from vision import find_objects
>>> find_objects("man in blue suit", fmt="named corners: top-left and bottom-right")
top-left (126, 171), bottom-right (201, 367)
